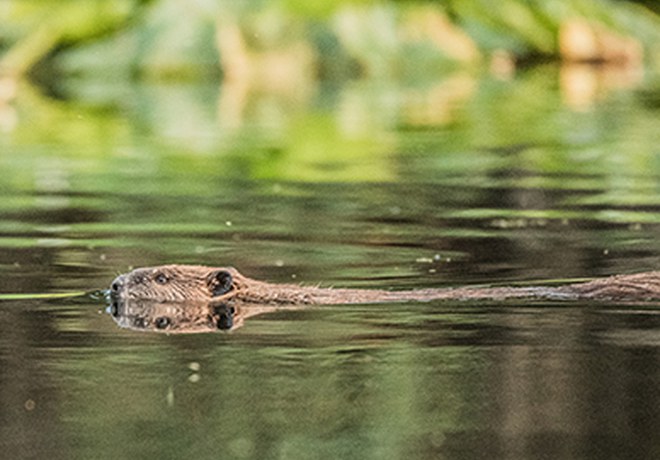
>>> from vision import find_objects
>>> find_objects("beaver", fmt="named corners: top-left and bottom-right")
top-left (110, 264), bottom-right (660, 305)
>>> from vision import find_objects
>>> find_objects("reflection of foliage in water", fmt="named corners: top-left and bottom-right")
top-left (0, 0), bottom-right (659, 280)
top-left (1, 64), bottom-right (659, 285)
top-left (2, 66), bottom-right (658, 181)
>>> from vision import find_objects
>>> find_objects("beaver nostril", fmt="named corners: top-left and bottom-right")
top-left (111, 282), bottom-right (120, 291)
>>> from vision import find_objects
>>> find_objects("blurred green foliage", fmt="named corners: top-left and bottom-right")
top-left (1, 0), bottom-right (659, 80)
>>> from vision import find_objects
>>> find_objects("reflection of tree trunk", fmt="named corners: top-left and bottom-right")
top-left (0, 304), bottom-right (63, 456)
top-left (494, 316), bottom-right (583, 456)
top-left (479, 308), bottom-right (657, 458)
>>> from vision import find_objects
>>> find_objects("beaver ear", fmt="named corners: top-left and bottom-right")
top-left (208, 270), bottom-right (234, 297)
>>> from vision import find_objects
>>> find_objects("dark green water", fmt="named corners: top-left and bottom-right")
top-left (2, 67), bottom-right (660, 459)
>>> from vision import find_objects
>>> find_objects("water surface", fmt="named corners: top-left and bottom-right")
top-left (1, 67), bottom-right (660, 459)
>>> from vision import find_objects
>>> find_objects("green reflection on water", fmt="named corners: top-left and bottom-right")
top-left (1, 59), bottom-right (660, 459)
top-left (1, 65), bottom-right (659, 284)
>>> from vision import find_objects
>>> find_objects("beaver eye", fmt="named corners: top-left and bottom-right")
top-left (154, 273), bottom-right (168, 285)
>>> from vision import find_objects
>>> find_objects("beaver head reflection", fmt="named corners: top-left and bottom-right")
top-left (107, 298), bottom-right (265, 333)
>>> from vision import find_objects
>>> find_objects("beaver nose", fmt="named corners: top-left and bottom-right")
top-left (111, 275), bottom-right (125, 294)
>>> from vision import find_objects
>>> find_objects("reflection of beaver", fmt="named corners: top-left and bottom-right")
top-left (108, 297), bottom-right (281, 333)
top-left (111, 264), bottom-right (660, 304)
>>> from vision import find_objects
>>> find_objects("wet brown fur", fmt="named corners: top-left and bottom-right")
top-left (111, 264), bottom-right (660, 305)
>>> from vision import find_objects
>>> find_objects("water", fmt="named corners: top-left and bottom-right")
top-left (2, 66), bottom-right (660, 459)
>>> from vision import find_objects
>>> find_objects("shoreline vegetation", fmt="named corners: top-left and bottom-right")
top-left (0, 0), bottom-right (658, 88)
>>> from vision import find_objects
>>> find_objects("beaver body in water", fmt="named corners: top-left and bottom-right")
top-left (110, 264), bottom-right (660, 305)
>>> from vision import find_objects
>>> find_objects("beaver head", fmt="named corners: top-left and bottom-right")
top-left (110, 264), bottom-right (237, 302)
